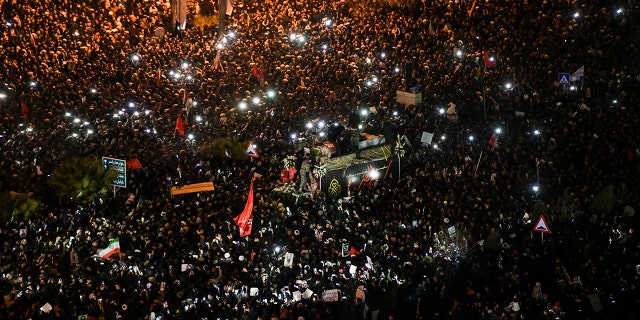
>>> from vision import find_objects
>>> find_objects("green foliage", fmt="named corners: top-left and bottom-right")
top-left (201, 136), bottom-right (252, 161)
top-left (48, 157), bottom-right (119, 204)
top-left (589, 184), bottom-right (614, 215)
top-left (0, 192), bottom-right (42, 222)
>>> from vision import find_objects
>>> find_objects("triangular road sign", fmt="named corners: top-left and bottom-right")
top-left (533, 215), bottom-right (551, 233)
top-left (246, 141), bottom-right (259, 158)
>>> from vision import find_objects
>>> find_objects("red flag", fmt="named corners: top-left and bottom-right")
top-left (252, 64), bottom-right (264, 82)
top-left (126, 159), bottom-right (143, 169)
top-left (483, 50), bottom-right (496, 68)
top-left (489, 132), bottom-right (497, 149)
top-left (176, 113), bottom-right (186, 136)
top-left (233, 179), bottom-right (254, 237)
top-left (21, 102), bottom-right (29, 120)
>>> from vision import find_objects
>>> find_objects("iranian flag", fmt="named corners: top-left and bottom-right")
top-left (98, 238), bottom-right (120, 259)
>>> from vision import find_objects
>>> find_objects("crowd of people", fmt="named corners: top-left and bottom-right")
top-left (1, 0), bottom-right (640, 319)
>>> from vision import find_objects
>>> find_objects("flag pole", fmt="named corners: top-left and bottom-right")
top-left (482, 61), bottom-right (487, 120)
top-left (474, 151), bottom-right (483, 176)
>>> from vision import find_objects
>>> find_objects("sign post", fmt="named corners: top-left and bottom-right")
top-left (102, 157), bottom-right (126, 196)
top-left (532, 215), bottom-right (551, 244)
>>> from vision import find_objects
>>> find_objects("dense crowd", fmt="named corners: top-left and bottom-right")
top-left (1, 0), bottom-right (640, 319)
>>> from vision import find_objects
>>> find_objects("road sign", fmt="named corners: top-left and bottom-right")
top-left (246, 141), bottom-right (259, 158)
top-left (533, 215), bottom-right (551, 233)
top-left (102, 157), bottom-right (127, 188)
top-left (558, 73), bottom-right (570, 85)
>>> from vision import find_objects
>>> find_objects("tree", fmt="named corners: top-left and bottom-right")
top-left (0, 192), bottom-right (42, 222)
top-left (48, 157), bottom-right (118, 204)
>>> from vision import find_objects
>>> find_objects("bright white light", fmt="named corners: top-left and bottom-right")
top-left (0, 93), bottom-right (7, 99)
top-left (91, 88), bottom-right (97, 94)
top-left (133, 111), bottom-right (140, 116)
top-left (145, 110), bottom-right (151, 115)
top-left (87, 129), bottom-right (94, 134)
top-left (73, 118), bottom-right (81, 123)
top-left (113, 114), bottom-right (119, 118)
top-left (129, 102), bottom-right (135, 108)
top-left (306, 121), bottom-right (313, 129)
top-left (195, 115), bottom-right (202, 122)
top-left (573, 12), bottom-right (579, 18)
top-left (216, 43), bottom-right (224, 50)
top-left (324, 19), bottom-right (332, 27)
top-left (489, 57), bottom-right (495, 62)
top-left (146, 128), bottom-right (151, 133)
top-left (267, 90), bottom-right (276, 98)
top-left (505, 83), bottom-right (512, 89)
top-left (433, 143), bottom-right (439, 149)
top-left (319, 131), bottom-right (326, 137)
top-left (6, 22), bottom-right (11, 27)
top-left (290, 133), bottom-right (297, 140)
top-left (358, 124), bottom-right (363, 130)
top-left (173, 72), bottom-right (182, 79)
top-left (440, 135), bottom-right (446, 141)
top-left (616, 8), bottom-right (623, 15)
top-left (394, 67), bottom-right (400, 73)
top-left (83, 121), bottom-right (90, 126)
top-left (533, 129), bottom-right (540, 135)
top-left (239, 101), bottom-right (247, 110)
top-left (289, 33), bottom-right (297, 41)
top-left (30, 81), bottom-right (37, 87)
top-left (366, 58), bottom-right (371, 64)
top-left (318, 120), bottom-right (325, 128)
top-left (366, 81), bottom-right (372, 87)
top-left (182, 62), bottom-right (189, 69)
top-left (322, 44), bottom-right (328, 51)
top-left (381, 52), bottom-right (386, 58)
top-left (118, 110), bottom-right (124, 115)
top-left (186, 75), bottom-right (193, 81)
top-left (74, 30), bottom-right (80, 36)
top-left (222, 37), bottom-right (228, 44)
top-left (372, 77), bottom-right (378, 83)
top-left (72, 133), bottom-right (78, 138)
top-left (368, 169), bottom-right (380, 180)
top-left (495, 128), bottom-right (502, 134)
top-left (131, 54), bottom-right (140, 62)
top-left (274, 246), bottom-right (281, 254)
top-left (532, 185), bottom-right (539, 192)
top-left (569, 85), bottom-right (576, 91)
top-left (612, 99), bottom-right (618, 104)
top-left (26, 127), bottom-right (33, 132)
top-left (65, 112), bottom-right (71, 117)
top-left (468, 135), bottom-right (474, 141)
top-left (193, 101), bottom-right (197, 106)
top-left (439, 108), bottom-right (445, 115)
top-left (188, 133), bottom-right (195, 140)
top-left (228, 31), bottom-right (236, 38)
top-left (361, 109), bottom-right (368, 116)
top-left (392, 111), bottom-right (399, 116)
top-left (455, 49), bottom-right (462, 57)
top-left (252, 96), bottom-right (261, 105)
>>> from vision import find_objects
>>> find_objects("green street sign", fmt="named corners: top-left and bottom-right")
top-left (102, 157), bottom-right (127, 188)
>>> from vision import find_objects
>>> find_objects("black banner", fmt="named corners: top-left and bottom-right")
top-left (320, 156), bottom-right (400, 197)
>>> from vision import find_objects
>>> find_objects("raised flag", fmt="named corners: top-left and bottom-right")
top-left (570, 66), bottom-right (584, 82)
top-left (176, 113), bottom-right (186, 136)
top-left (489, 132), bottom-right (497, 149)
top-left (246, 141), bottom-right (259, 158)
top-left (225, 0), bottom-right (234, 15)
top-left (98, 238), bottom-right (120, 259)
top-left (233, 179), bottom-right (254, 237)
top-left (182, 88), bottom-right (189, 106)
top-left (483, 50), bottom-right (496, 68)
top-left (252, 63), bottom-right (264, 82)
top-left (126, 159), bottom-right (143, 170)
top-left (21, 101), bottom-right (29, 120)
